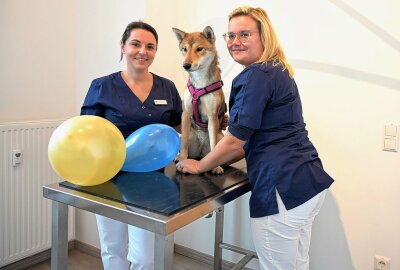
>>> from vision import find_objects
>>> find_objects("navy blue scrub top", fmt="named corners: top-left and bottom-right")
top-left (81, 72), bottom-right (182, 138)
top-left (228, 63), bottom-right (334, 218)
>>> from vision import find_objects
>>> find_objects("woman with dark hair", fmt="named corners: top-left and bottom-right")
top-left (81, 21), bottom-right (182, 270)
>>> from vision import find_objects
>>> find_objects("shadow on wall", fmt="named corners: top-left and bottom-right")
top-left (310, 191), bottom-right (355, 270)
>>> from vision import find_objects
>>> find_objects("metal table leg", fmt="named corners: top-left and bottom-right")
top-left (214, 206), bottom-right (224, 270)
top-left (51, 201), bottom-right (68, 270)
top-left (154, 233), bottom-right (174, 270)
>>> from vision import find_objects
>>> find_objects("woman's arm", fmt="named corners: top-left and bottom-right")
top-left (176, 130), bottom-right (245, 174)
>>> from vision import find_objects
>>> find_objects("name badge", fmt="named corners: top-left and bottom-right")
top-left (154, 99), bottom-right (168, 105)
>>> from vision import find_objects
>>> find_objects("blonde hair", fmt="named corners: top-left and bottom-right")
top-left (229, 6), bottom-right (294, 77)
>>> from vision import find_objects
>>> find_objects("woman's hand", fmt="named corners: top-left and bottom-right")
top-left (176, 159), bottom-right (201, 174)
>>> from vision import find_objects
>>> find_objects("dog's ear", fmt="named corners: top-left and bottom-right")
top-left (202, 26), bottom-right (215, 44)
top-left (172, 28), bottom-right (186, 43)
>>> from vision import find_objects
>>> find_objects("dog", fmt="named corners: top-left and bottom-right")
top-left (172, 26), bottom-right (225, 174)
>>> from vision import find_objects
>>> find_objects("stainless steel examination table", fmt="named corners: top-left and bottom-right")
top-left (43, 161), bottom-right (256, 270)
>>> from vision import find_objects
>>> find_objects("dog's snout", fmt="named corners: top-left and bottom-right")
top-left (183, 63), bottom-right (191, 70)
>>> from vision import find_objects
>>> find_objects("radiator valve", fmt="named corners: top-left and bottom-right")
top-left (12, 149), bottom-right (22, 166)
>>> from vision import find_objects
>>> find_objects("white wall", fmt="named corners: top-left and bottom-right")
top-left (0, 0), bottom-right (77, 122)
top-left (1, 0), bottom-right (399, 269)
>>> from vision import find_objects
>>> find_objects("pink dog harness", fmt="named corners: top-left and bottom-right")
top-left (187, 80), bottom-right (224, 129)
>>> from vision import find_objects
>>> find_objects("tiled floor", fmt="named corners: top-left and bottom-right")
top-left (26, 248), bottom-right (213, 270)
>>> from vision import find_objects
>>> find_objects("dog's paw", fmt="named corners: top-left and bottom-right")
top-left (175, 154), bottom-right (186, 163)
top-left (211, 166), bottom-right (224, 175)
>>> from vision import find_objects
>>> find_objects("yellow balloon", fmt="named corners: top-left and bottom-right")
top-left (83, 181), bottom-right (125, 208)
top-left (48, 115), bottom-right (126, 186)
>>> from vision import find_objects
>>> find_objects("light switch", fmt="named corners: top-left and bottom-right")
top-left (385, 124), bottom-right (397, 137)
top-left (383, 138), bottom-right (397, 151)
top-left (383, 124), bottom-right (398, 152)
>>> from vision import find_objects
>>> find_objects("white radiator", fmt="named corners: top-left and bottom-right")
top-left (0, 120), bottom-right (75, 267)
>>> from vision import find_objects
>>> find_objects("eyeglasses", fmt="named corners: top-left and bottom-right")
top-left (222, 31), bottom-right (258, 43)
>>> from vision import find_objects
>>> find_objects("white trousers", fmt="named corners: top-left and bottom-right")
top-left (250, 190), bottom-right (327, 270)
top-left (128, 225), bottom-right (155, 270)
top-left (96, 214), bottom-right (130, 270)
top-left (96, 215), bottom-right (155, 270)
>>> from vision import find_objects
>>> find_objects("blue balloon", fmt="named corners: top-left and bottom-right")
top-left (121, 124), bottom-right (180, 172)
top-left (114, 171), bottom-right (180, 215)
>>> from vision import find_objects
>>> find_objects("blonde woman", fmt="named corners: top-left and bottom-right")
top-left (177, 6), bottom-right (334, 269)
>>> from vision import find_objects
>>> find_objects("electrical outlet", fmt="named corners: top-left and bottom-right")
top-left (374, 255), bottom-right (390, 270)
